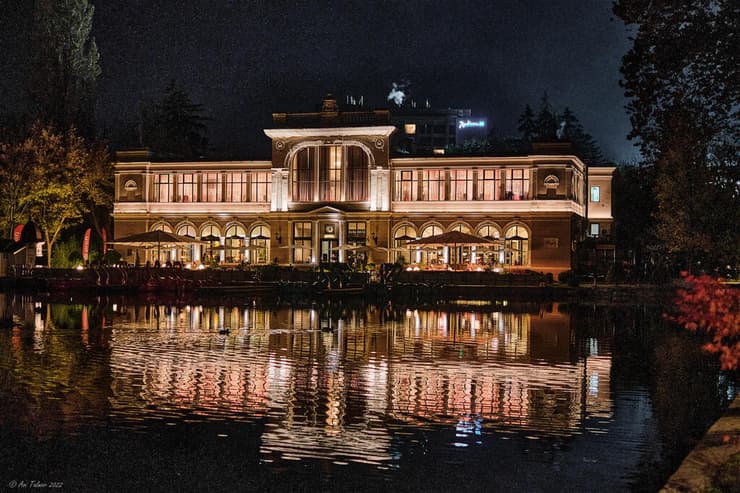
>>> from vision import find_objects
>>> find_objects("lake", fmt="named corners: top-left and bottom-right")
top-left (0, 293), bottom-right (734, 492)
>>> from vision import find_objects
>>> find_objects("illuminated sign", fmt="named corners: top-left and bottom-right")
top-left (458, 119), bottom-right (486, 129)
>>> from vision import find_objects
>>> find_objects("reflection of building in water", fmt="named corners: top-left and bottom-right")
top-left (107, 302), bottom-right (612, 463)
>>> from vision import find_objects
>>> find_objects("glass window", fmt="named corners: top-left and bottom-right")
top-left (346, 222), bottom-right (366, 245)
top-left (293, 222), bottom-right (313, 264)
top-left (395, 170), bottom-right (417, 201)
top-left (479, 169), bottom-right (501, 200)
top-left (291, 145), bottom-right (368, 202)
top-left (224, 172), bottom-right (247, 202)
top-left (346, 146), bottom-right (368, 201)
top-left (291, 148), bottom-right (315, 201)
top-left (591, 186), bottom-right (600, 202)
top-left (421, 169), bottom-right (445, 201)
top-left (224, 224), bottom-right (247, 263)
top-left (450, 169), bottom-right (473, 201)
top-left (590, 223), bottom-right (600, 237)
top-left (505, 169), bottom-right (530, 200)
top-left (178, 173), bottom-right (197, 202)
top-left (153, 174), bottom-right (172, 202)
top-left (176, 224), bottom-right (196, 262)
top-left (393, 225), bottom-right (417, 263)
top-left (201, 172), bottom-right (222, 202)
top-left (504, 225), bottom-right (529, 266)
top-left (248, 225), bottom-right (270, 265)
top-left (319, 146), bottom-right (342, 201)
top-left (250, 171), bottom-right (272, 202)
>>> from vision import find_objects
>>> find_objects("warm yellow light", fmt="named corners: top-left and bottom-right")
top-left (404, 123), bottom-right (416, 135)
top-left (433, 148), bottom-right (445, 155)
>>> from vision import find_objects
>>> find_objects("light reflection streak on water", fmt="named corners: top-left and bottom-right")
top-left (2, 297), bottom-right (618, 467)
top-left (97, 302), bottom-right (615, 464)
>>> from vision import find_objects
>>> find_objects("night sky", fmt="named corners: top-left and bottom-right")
top-left (4, 0), bottom-right (639, 162)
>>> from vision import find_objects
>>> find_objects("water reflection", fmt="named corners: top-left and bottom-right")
top-left (0, 293), bottom-right (732, 491)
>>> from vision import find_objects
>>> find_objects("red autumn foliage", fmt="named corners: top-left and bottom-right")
top-left (670, 273), bottom-right (740, 371)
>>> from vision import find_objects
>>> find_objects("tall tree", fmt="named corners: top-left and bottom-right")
top-left (29, 0), bottom-right (101, 137)
top-left (140, 81), bottom-right (210, 159)
top-left (560, 107), bottom-right (605, 166)
top-left (18, 125), bottom-right (109, 266)
top-left (0, 129), bottom-right (33, 237)
top-left (534, 92), bottom-right (557, 141)
top-left (517, 104), bottom-right (537, 142)
top-left (614, 0), bottom-right (739, 271)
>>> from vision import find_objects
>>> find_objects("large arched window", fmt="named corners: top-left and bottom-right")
top-left (248, 225), bottom-right (270, 265)
top-left (419, 224), bottom-right (444, 265)
top-left (290, 145), bottom-right (370, 202)
top-left (224, 224), bottom-right (247, 263)
top-left (200, 224), bottom-right (222, 263)
top-left (392, 225), bottom-right (417, 264)
top-left (504, 225), bottom-right (530, 266)
top-left (176, 224), bottom-right (197, 262)
top-left (478, 224), bottom-right (503, 266)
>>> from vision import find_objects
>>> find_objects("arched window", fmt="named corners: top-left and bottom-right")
top-left (248, 225), bottom-right (270, 265)
top-left (224, 224), bottom-right (247, 263)
top-left (449, 223), bottom-right (472, 234)
top-left (200, 224), bottom-right (222, 263)
top-left (176, 224), bottom-right (197, 262)
top-left (504, 225), bottom-right (530, 266)
top-left (290, 144), bottom-right (369, 202)
top-left (151, 222), bottom-right (173, 233)
top-left (478, 225), bottom-right (503, 266)
top-left (393, 225), bottom-right (417, 264)
top-left (420, 224), bottom-right (444, 265)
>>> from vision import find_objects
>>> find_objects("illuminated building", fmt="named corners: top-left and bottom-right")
top-left (113, 95), bottom-right (614, 274)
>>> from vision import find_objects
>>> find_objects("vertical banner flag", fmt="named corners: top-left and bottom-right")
top-left (82, 228), bottom-right (91, 262)
top-left (102, 227), bottom-right (108, 254)
top-left (13, 224), bottom-right (24, 242)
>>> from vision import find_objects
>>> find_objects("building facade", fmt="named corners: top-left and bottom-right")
top-left (112, 96), bottom-right (614, 275)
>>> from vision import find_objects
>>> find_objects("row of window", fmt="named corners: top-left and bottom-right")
top-left (394, 168), bottom-right (531, 201)
top-left (152, 171), bottom-right (272, 203)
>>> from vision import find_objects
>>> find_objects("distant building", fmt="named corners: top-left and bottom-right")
top-left (389, 106), bottom-right (488, 154)
top-left (112, 95), bottom-right (614, 275)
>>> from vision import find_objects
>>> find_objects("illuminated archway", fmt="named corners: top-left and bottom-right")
top-left (504, 224), bottom-right (530, 266)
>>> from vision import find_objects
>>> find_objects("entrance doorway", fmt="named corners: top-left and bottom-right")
top-left (321, 239), bottom-right (337, 263)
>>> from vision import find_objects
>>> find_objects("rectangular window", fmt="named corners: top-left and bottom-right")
top-left (590, 223), bottom-right (600, 237)
top-left (177, 173), bottom-right (197, 202)
top-left (250, 171), bottom-right (272, 202)
top-left (225, 172), bottom-right (248, 202)
top-left (293, 222), bottom-right (313, 264)
top-left (201, 172), bottom-right (222, 202)
top-left (154, 173), bottom-right (172, 202)
top-left (421, 169), bottom-right (445, 201)
top-left (319, 145), bottom-right (342, 201)
top-left (346, 146), bottom-right (367, 201)
top-left (394, 170), bottom-right (418, 201)
top-left (591, 186), bottom-right (600, 202)
top-left (449, 169), bottom-right (473, 201)
top-left (505, 169), bottom-right (530, 200)
top-left (347, 222), bottom-right (366, 245)
top-left (292, 148), bottom-right (315, 201)
top-left (479, 169), bottom-right (501, 200)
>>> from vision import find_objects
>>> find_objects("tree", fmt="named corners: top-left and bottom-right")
top-left (516, 104), bottom-right (536, 142)
top-left (534, 92), bottom-right (558, 141)
top-left (671, 272), bottom-right (740, 371)
top-left (17, 124), bottom-right (110, 267)
top-left (140, 81), bottom-right (210, 159)
top-left (613, 162), bottom-right (656, 280)
top-left (0, 128), bottom-right (34, 237)
top-left (614, 0), bottom-right (739, 272)
top-left (29, 0), bottom-right (101, 137)
top-left (559, 107), bottom-right (605, 166)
